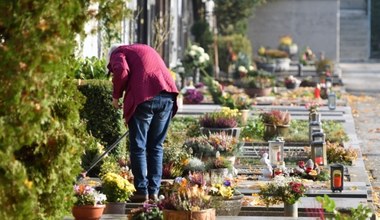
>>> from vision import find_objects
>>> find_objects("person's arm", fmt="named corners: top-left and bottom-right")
top-left (112, 98), bottom-right (121, 109)
top-left (110, 52), bottom-right (129, 101)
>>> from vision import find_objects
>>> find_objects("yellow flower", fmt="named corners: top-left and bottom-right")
top-left (24, 179), bottom-right (33, 189)
top-left (258, 46), bottom-right (266, 56)
top-left (280, 35), bottom-right (293, 46)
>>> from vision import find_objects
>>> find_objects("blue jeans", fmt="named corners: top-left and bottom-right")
top-left (128, 92), bottom-right (174, 196)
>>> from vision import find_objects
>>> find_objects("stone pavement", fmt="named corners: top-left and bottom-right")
top-left (340, 62), bottom-right (380, 217)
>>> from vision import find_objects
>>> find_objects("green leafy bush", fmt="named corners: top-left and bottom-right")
top-left (71, 57), bottom-right (109, 80)
top-left (316, 194), bottom-right (372, 220)
top-left (78, 80), bottom-right (127, 158)
top-left (0, 1), bottom-right (94, 219)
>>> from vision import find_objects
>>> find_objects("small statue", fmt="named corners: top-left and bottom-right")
top-left (260, 153), bottom-right (273, 179)
top-left (260, 153), bottom-right (271, 166)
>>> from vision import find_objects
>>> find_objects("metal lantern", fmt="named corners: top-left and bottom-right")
top-left (311, 132), bottom-right (327, 166)
top-left (328, 93), bottom-right (337, 110)
top-left (268, 138), bottom-right (285, 166)
top-left (309, 111), bottom-right (321, 123)
top-left (330, 164), bottom-right (344, 192)
top-left (309, 120), bottom-right (322, 143)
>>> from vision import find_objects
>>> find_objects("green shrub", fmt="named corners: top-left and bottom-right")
top-left (217, 34), bottom-right (252, 74)
top-left (0, 1), bottom-right (94, 219)
top-left (78, 80), bottom-right (127, 158)
top-left (70, 57), bottom-right (109, 80)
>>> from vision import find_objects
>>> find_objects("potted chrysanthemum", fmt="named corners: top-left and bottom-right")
top-left (101, 172), bottom-right (135, 214)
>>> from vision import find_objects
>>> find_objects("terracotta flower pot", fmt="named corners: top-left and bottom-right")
top-left (72, 204), bottom-right (105, 220)
top-left (163, 208), bottom-right (216, 220)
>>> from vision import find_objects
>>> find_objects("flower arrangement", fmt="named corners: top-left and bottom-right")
top-left (184, 135), bottom-right (214, 158)
top-left (73, 184), bottom-right (107, 206)
top-left (160, 173), bottom-right (213, 211)
top-left (182, 44), bottom-right (210, 70)
top-left (231, 93), bottom-right (252, 110)
top-left (205, 154), bottom-right (233, 171)
top-left (129, 200), bottom-right (163, 220)
top-left (259, 110), bottom-right (291, 127)
top-left (207, 132), bottom-right (240, 156)
top-left (100, 172), bottom-right (136, 202)
top-left (326, 142), bottom-right (358, 165)
top-left (209, 177), bottom-right (240, 200)
top-left (183, 157), bottom-right (206, 173)
top-left (199, 107), bottom-right (240, 128)
top-left (258, 175), bottom-right (307, 206)
top-left (184, 133), bottom-right (240, 157)
top-left (183, 88), bottom-right (204, 104)
top-left (240, 70), bottom-right (275, 89)
top-left (284, 75), bottom-right (300, 89)
top-left (305, 101), bottom-right (320, 113)
top-left (299, 46), bottom-right (316, 65)
top-left (315, 58), bottom-right (334, 74)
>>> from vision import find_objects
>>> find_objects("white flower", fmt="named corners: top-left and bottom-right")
top-left (203, 53), bottom-right (210, 61)
top-left (197, 47), bottom-right (205, 54)
top-left (191, 45), bottom-right (199, 51)
top-left (249, 65), bottom-right (254, 71)
top-left (94, 192), bottom-right (107, 205)
top-left (238, 66), bottom-right (248, 73)
top-left (189, 50), bottom-right (196, 57)
top-left (199, 56), bottom-right (205, 63)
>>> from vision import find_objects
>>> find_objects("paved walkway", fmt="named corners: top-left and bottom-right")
top-left (340, 62), bottom-right (380, 217)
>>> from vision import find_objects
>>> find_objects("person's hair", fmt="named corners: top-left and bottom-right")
top-left (106, 43), bottom-right (125, 70)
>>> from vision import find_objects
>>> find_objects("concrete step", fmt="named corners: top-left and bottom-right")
top-left (340, 9), bottom-right (368, 18)
top-left (340, 0), bottom-right (367, 10)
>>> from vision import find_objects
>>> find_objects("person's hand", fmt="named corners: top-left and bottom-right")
top-left (112, 98), bottom-right (122, 109)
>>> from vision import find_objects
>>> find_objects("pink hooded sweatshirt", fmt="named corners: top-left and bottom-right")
top-left (107, 44), bottom-right (178, 123)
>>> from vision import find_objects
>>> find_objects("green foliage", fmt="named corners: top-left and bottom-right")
top-left (78, 80), bottom-right (127, 158)
top-left (316, 194), bottom-right (373, 220)
top-left (241, 119), bottom-right (348, 143)
top-left (240, 118), bottom-right (265, 141)
top-left (191, 20), bottom-right (214, 53)
top-left (214, 0), bottom-right (267, 35)
top-left (217, 34), bottom-right (253, 74)
top-left (96, 0), bottom-right (133, 50)
top-left (0, 0), bottom-right (97, 219)
top-left (70, 57), bottom-right (109, 80)
top-left (129, 201), bottom-right (163, 220)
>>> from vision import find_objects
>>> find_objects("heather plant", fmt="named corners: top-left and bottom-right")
top-left (260, 110), bottom-right (291, 127)
top-left (184, 133), bottom-right (240, 158)
top-left (160, 173), bottom-right (213, 211)
top-left (205, 155), bottom-right (233, 171)
top-left (183, 88), bottom-right (204, 104)
top-left (199, 107), bottom-right (240, 128)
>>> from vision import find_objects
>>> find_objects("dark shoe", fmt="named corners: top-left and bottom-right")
top-left (149, 194), bottom-right (158, 202)
top-left (129, 194), bottom-right (148, 203)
